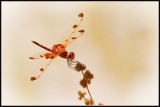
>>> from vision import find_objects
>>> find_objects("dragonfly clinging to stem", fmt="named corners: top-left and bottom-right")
top-left (29, 13), bottom-right (85, 81)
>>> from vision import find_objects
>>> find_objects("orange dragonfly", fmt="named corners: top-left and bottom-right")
top-left (29, 13), bottom-right (84, 81)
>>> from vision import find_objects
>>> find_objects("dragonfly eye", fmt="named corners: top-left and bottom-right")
top-left (67, 52), bottom-right (75, 60)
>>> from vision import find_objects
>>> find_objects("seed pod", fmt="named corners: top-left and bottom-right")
top-left (75, 62), bottom-right (86, 72)
top-left (80, 78), bottom-right (87, 88)
top-left (84, 70), bottom-right (94, 80)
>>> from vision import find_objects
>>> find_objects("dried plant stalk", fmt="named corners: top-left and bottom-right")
top-left (67, 59), bottom-right (103, 105)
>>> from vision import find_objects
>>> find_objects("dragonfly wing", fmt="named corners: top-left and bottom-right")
top-left (60, 13), bottom-right (84, 48)
top-left (29, 51), bottom-right (48, 59)
top-left (29, 52), bottom-right (58, 81)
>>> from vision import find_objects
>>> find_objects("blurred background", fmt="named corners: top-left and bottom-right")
top-left (2, 1), bottom-right (158, 105)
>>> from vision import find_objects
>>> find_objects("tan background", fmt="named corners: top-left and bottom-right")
top-left (2, 1), bottom-right (158, 105)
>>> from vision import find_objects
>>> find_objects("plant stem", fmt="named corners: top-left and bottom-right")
top-left (82, 70), bottom-right (95, 105)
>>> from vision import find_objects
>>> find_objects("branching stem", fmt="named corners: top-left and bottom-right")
top-left (82, 70), bottom-right (95, 105)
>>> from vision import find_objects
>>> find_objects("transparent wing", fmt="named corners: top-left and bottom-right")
top-left (29, 51), bottom-right (49, 59)
top-left (29, 51), bottom-right (58, 81)
top-left (60, 13), bottom-right (85, 48)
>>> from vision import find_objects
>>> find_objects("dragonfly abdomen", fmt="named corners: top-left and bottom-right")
top-left (31, 40), bottom-right (52, 52)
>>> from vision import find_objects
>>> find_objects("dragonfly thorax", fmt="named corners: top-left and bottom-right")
top-left (51, 44), bottom-right (66, 55)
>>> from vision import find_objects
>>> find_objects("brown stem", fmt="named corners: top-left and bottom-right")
top-left (82, 70), bottom-right (95, 105)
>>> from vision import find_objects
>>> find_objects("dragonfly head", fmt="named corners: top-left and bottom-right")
top-left (67, 52), bottom-right (75, 60)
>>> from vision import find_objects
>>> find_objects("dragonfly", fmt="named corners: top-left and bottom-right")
top-left (29, 13), bottom-right (84, 81)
